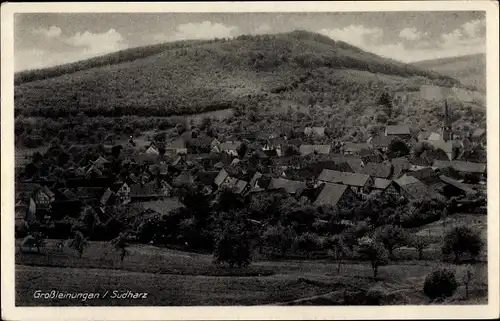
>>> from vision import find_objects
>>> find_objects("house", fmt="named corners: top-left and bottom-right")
top-left (372, 178), bottom-right (391, 190)
top-left (417, 131), bottom-right (432, 142)
top-left (317, 169), bottom-right (373, 194)
top-left (136, 198), bottom-right (184, 216)
top-left (145, 145), bottom-right (160, 156)
top-left (360, 152), bottom-right (384, 164)
top-left (267, 178), bottom-right (306, 195)
top-left (471, 128), bottom-right (486, 143)
top-left (85, 165), bottom-right (103, 178)
top-left (427, 132), bottom-right (442, 141)
top-left (385, 124), bottom-right (411, 140)
top-left (329, 156), bottom-right (364, 173)
top-left (370, 135), bottom-right (393, 152)
top-left (248, 172), bottom-right (263, 188)
top-left (255, 176), bottom-right (272, 189)
top-left (361, 162), bottom-right (393, 179)
top-left (211, 138), bottom-right (222, 153)
top-left (73, 187), bottom-right (104, 202)
top-left (299, 144), bottom-right (331, 156)
top-left (286, 161), bottom-right (354, 182)
top-left (341, 143), bottom-right (372, 156)
top-left (420, 148), bottom-right (450, 163)
top-left (221, 141), bottom-right (242, 156)
top-left (232, 179), bottom-right (249, 195)
top-left (304, 127), bottom-right (326, 137)
top-left (406, 167), bottom-right (440, 185)
top-left (286, 138), bottom-right (303, 147)
top-left (384, 175), bottom-right (431, 201)
top-left (115, 182), bottom-right (131, 205)
top-left (100, 188), bottom-right (116, 210)
top-left (422, 139), bottom-right (464, 160)
top-left (214, 169), bottom-right (230, 188)
top-left (172, 172), bottom-right (195, 188)
top-left (313, 183), bottom-right (359, 208)
top-left (93, 156), bottom-right (111, 169)
top-left (20, 185), bottom-right (56, 210)
top-left (130, 180), bottom-right (172, 201)
top-left (264, 138), bottom-right (286, 151)
top-left (165, 138), bottom-right (188, 155)
top-left (391, 157), bottom-right (411, 179)
top-left (438, 175), bottom-right (477, 199)
top-left (432, 160), bottom-right (486, 175)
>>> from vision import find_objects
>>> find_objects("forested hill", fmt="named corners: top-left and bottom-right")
top-left (15, 30), bottom-right (464, 118)
top-left (412, 53), bottom-right (486, 93)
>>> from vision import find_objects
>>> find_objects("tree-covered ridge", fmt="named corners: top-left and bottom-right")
top-left (15, 30), bottom-right (465, 119)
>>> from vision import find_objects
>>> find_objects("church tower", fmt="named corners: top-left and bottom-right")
top-left (441, 99), bottom-right (452, 141)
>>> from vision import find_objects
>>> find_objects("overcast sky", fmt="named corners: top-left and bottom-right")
top-left (14, 11), bottom-right (486, 71)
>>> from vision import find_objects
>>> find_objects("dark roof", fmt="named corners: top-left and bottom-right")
top-left (406, 167), bottom-right (440, 185)
top-left (373, 178), bottom-right (391, 190)
top-left (394, 176), bottom-right (431, 200)
top-left (100, 188), bottom-right (114, 204)
top-left (263, 149), bottom-right (279, 157)
top-left (386, 124), bottom-right (411, 135)
top-left (361, 162), bottom-right (393, 179)
top-left (472, 128), bottom-right (486, 138)
top-left (361, 153), bottom-right (384, 163)
top-left (256, 176), bottom-right (272, 189)
top-left (137, 197), bottom-right (184, 216)
top-left (130, 181), bottom-right (167, 197)
top-left (214, 169), bottom-right (229, 186)
top-left (313, 183), bottom-right (349, 206)
top-left (172, 172), bottom-right (194, 187)
top-left (371, 135), bottom-right (393, 148)
top-left (299, 145), bottom-right (331, 156)
top-left (439, 175), bottom-right (477, 194)
top-left (195, 171), bottom-right (219, 185)
top-left (391, 157), bottom-right (411, 179)
top-left (286, 138), bottom-right (303, 146)
top-left (433, 160), bottom-right (486, 173)
top-left (73, 187), bottom-right (104, 199)
top-left (221, 141), bottom-right (242, 151)
top-left (421, 149), bottom-right (449, 162)
top-left (343, 142), bottom-right (371, 152)
top-left (267, 178), bottom-right (306, 194)
top-left (318, 169), bottom-right (370, 187)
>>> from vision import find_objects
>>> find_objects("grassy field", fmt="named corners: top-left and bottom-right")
top-left (15, 239), bottom-right (487, 306)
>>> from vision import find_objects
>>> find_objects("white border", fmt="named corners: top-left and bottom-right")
top-left (1, 2), bottom-right (499, 320)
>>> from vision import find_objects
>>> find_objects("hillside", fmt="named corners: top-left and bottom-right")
top-left (412, 54), bottom-right (486, 93)
top-left (15, 30), bottom-right (463, 118)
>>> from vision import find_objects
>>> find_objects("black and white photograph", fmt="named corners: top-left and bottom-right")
top-left (1, 1), bottom-right (499, 320)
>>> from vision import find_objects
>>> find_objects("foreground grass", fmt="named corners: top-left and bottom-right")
top-left (16, 240), bottom-right (487, 306)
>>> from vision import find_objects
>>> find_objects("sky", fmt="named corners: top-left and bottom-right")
top-left (14, 11), bottom-right (486, 72)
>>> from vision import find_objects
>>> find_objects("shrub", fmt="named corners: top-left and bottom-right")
top-left (365, 285), bottom-right (387, 305)
top-left (213, 216), bottom-right (253, 268)
top-left (442, 226), bottom-right (483, 262)
top-left (423, 268), bottom-right (458, 301)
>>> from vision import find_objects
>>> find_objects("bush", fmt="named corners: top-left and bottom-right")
top-left (423, 268), bottom-right (458, 301)
top-left (442, 226), bottom-right (483, 262)
top-left (365, 285), bottom-right (387, 305)
top-left (213, 216), bottom-right (253, 268)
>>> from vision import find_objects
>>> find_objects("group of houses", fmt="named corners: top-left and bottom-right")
top-left (15, 102), bottom-right (487, 232)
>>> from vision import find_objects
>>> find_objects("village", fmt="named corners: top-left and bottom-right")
top-left (15, 98), bottom-right (487, 248)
